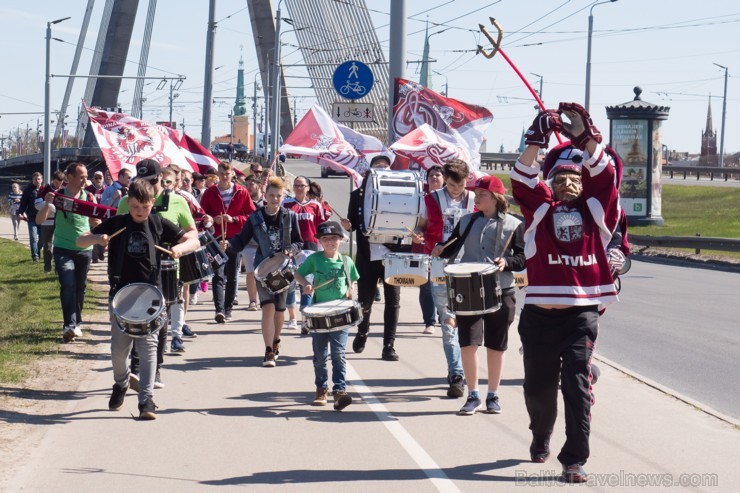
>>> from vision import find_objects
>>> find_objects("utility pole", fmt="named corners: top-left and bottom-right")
top-left (253, 73), bottom-right (259, 153)
top-left (270, 5), bottom-right (282, 162)
top-left (713, 63), bottom-right (728, 168)
top-left (201, 0), bottom-right (216, 147)
top-left (388, 0), bottom-right (406, 142)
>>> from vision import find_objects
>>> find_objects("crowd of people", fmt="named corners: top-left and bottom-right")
top-left (7, 102), bottom-right (624, 483)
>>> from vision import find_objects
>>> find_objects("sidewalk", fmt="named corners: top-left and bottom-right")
top-left (0, 215), bottom-right (737, 492)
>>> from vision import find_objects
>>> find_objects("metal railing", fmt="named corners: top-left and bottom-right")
top-left (630, 234), bottom-right (740, 253)
top-left (663, 165), bottom-right (739, 182)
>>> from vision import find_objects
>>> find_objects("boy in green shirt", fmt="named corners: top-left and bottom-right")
top-left (295, 221), bottom-right (359, 411)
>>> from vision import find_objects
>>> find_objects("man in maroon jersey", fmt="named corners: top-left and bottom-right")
top-left (510, 103), bottom-right (621, 484)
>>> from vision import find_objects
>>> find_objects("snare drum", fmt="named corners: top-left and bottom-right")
top-left (254, 253), bottom-right (296, 294)
top-left (430, 257), bottom-right (447, 284)
top-left (160, 260), bottom-right (179, 304)
top-left (199, 231), bottom-right (228, 271)
top-left (363, 169), bottom-right (423, 244)
top-left (444, 263), bottom-right (502, 315)
top-left (179, 247), bottom-right (214, 284)
top-left (303, 299), bottom-right (362, 333)
top-left (111, 283), bottom-right (168, 338)
top-left (383, 253), bottom-right (429, 287)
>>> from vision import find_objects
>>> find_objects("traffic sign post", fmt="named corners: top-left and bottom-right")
top-left (332, 60), bottom-right (374, 100)
top-left (331, 102), bottom-right (375, 123)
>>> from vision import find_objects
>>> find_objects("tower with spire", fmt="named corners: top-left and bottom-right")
top-left (699, 97), bottom-right (718, 166)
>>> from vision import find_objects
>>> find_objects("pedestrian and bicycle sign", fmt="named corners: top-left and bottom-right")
top-left (331, 102), bottom-right (375, 123)
top-left (332, 60), bottom-right (374, 100)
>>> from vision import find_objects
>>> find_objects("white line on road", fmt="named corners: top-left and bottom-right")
top-left (346, 363), bottom-right (463, 493)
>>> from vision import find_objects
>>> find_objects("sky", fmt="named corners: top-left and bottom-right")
top-left (0, 0), bottom-right (738, 156)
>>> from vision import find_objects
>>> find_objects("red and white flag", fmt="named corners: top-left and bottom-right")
top-left (84, 105), bottom-right (194, 179)
top-left (281, 105), bottom-right (393, 187)
top-left (179, 133), bottom-right (219, 174)
top-left (392, 78), bottom-right (492, 167)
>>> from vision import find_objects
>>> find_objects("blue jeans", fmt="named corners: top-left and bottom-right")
top-left (419, 281), bottom-right (437, 326)
top-left (432, 282), bottom-right (463, 379)
top-left (312, 328), bottom-right (349, 392)
top-left (27, 220), bottom-right (39, 261)
top-left (54, 247), bottom-right (92, 330)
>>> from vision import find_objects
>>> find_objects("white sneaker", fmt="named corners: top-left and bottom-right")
top-left (73, 326), bottom-right (83, 338)
top-left (423, 325), bottom-right (435, 335)
top-left (191, 293), bottom-right (199, 305)
top-left (286, 319), bottom-right (298, 330)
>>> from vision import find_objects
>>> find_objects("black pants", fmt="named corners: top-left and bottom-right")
top-left (518, 304), bottom-right (598, 467)
top-left (356, 258), bottom-right (400, 346)
top-left (212, 250), bottom-right (240, 314)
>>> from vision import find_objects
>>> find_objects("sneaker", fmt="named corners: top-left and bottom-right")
top-left (423, 325), bottom-right (435, 335)
top-left (108, 383), bottom-right (128, 411)
top-left (171, 337), bottom-right (186, 353)
top-left (62, 327), bottom-right (76, 343)
top-left (138, 397), bottom-right (158, 420)
top-left (312, 387), bottom-right (329, 406)
top-left (352, 331), bottom-right (368, 353)
top-left (447, 375), bottom-right (465, 398)
top-left (190, 293), bottom-right (199, 305)
top-left (273, 339), bottom-right (281, 361)
top-left (374, 288), bottom-right (381, 302)
top-left (154, 369), bottom-right (165, 389)
top-left (262, 349), bottom-right (276, 367)
top-left (530, 436), bottom-right (551, 463)
top-left (458, 394), bottom-right (483, 415)
top-left (300, 322), bottom-right (309, 335)
top-left (247, 301), bottom-right (258, 311)
top-left (381, 345), bottom-right (399, 362)
top-left (591, 363), bottom-right (601, 385)
top-left (73, 326), bottom-right (83, 337)
top-left (128, 373), bottom-right (140, 393)
top-left (562, 464), bottom-right (588, 483)
top-left (286, 319), bottom-right (298, 330)
top-left (485, 394), bottom-right (502, 414)
top-left (333, 390), bottom-right (353, 411)
top-left (232, 299), bottom-right (239, 306)
top-left (225, 310), bottom-right (233, 320)
top-left (44, 268), bottom-right (52, 274)
top-left (215, 312), bottom-right (226, 324)
top-left (182, 324), bottom-right (197, 338)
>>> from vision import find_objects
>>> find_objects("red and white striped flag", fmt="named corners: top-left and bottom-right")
top-left (179, 133), bottom-right (219, 174)
top-left (392, 78), bottom-right (492, 167)
top-left (84, 105), bottom-right (194, 179)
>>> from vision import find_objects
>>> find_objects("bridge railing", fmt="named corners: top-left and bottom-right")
top-left (630, 234), bottom-right (740, 254)
top-left (662, 165), bottom-right (739, 182)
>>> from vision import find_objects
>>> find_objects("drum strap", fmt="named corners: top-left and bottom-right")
top-left (111, 215), bottom-right (162, 290)
top-left (445, 211), bottom-right (483, 260)
top-left (341, 254), bottom-right (354, 301)
top-left (492, 212), bottom-right (505, 260)
top-left (281, 210), bottom-right (291, 252)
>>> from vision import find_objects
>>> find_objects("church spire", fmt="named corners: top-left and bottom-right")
top-left (705, 96), bottom-right (713, 134)
top-left (233, 46), bottom-right (247, 116)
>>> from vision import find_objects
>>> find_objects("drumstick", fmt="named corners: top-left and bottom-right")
top-left (441, 236), bottom-right (458, 249)
top-left (154, 245), bottom-right (175, 256)
top-left (312, 278), bottom-right (334, 290)
top-left (497, 230), bottom-right (515, 259)
top-left (108, 227), bottom-right (126, 239)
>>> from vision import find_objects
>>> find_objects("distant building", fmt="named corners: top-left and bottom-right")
top-left (699, 97), bottom-right (718, 166)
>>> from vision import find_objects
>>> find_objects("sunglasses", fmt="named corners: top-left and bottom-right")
top-left (162, 179), bottom-right (174, 185)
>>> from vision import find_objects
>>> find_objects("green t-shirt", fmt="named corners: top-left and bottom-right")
top-left (297, 252), bottom-right (359, 304)
top-left (53, 188), bottom-right (93, 251)
top-left (117, 191), bottom-right (194, 232)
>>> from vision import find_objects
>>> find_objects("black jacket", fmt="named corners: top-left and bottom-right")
top-left (18, 183), bottom-right (40, 223)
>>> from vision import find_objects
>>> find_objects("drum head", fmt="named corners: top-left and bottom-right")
top-left (444, 262), bottom-right (497, 275)
top-left (112, 283), bottom-right (165, 323)
top-left (303, 299), bottom-right (356, 316)
top-left (255, 253), bottom-right (289, 277)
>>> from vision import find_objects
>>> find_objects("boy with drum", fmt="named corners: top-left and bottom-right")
top-left (294, 221), bottom-right (360, 410)
top-left (76, 180), bottom-right (200, 419)
top-left (228, 177), bottom-right (303, 367)
top-left (431, 175), bottom-right (525, 416)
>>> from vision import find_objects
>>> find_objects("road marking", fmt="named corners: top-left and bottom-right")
top-left (346, 363), bottom-right (463, 493)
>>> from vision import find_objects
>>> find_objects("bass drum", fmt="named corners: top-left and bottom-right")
top-left (111, 283), bottom-right (167, 338)
top-left (363, 169), bottom-right (423, 244)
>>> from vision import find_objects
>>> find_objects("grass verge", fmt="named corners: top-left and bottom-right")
top-left (0, 239), bottom-right (105, 383)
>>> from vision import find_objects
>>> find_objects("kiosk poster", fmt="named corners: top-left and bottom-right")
top-left (612, 119), bottom-right (648, 216)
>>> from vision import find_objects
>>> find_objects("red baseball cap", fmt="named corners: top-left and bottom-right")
top-left (468, 175), bottom-right (506, 195)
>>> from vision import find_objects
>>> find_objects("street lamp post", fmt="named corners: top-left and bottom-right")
top-left (713, 63), bottom-right (728, 168)
top-left (432, 70), bottom-right (448, 97)
top-left (585, 0), bottom-right (618, 112)
top-left (531, 73), bottom-right (543, 101)
top-left (253, 72), bottom-right (260, 154)
top-left (269, 1), bottom-right (285, 164)
top-left (44, 16), bottom-right (70, 184)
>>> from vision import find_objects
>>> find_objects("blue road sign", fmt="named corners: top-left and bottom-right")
top-left (332, 60), bottom-right (374, 100)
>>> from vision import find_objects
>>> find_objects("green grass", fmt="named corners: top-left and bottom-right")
top-left (0, 239), bottom-right (105, 383)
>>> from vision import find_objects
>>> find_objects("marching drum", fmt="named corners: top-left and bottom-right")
top-left (444, 263), bottom-right (502, 316)
top-left (254, 253), bottom-right (296, 294)
top-left (303, 299), bottom-right (363, 333)
top-left (179, 247), bottom-right (214, 284)
top-left (160, 260), bottom-right (179, 304)
top-left (430, 256), bottom-right (447, 284)
top-left (111, 283), bottom-right (168, 338)
top-left (383, 253), bottom-right (429, 287)
top-left (363, 169), bottom-right (423, 244)
top-left (199, 231), bottom-right (228, 272)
